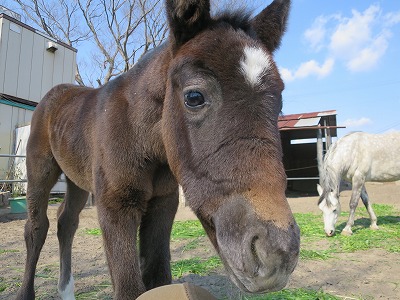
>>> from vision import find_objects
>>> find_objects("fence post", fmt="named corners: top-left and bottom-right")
top-left (317, 128), bottom-right (323, 185)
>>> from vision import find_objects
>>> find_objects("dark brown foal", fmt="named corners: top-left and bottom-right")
top-left (17, 1), bottom-right (299, 299)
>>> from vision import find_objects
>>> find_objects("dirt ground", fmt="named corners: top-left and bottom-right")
top-left (0, 182), bottom-right (399, 299)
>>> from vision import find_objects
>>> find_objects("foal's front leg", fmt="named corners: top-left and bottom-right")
top-left (96, 197), bottom-right (146, 299)
top-left (139, 191), bottom-right (179, 290)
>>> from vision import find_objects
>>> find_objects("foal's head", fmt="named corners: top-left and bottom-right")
top-left (162, 0), bottom-right (299, 293)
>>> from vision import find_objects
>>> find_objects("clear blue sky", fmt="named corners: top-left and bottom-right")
top-left (268, 0), bottom-right (400, 138)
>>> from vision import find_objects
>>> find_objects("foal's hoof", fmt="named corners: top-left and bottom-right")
top-left (370, 224), bottom-right (379, 230)
top-left (341, 229), bottom-right (353, 236)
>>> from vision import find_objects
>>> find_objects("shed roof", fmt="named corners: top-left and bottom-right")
top-left (278, 110), bottom-right (344, 140)
top-left (278, 110), bottom-right (337, 129)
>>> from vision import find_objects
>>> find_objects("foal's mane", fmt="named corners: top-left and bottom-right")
top-left (212, 9), bottom-right (253, 31)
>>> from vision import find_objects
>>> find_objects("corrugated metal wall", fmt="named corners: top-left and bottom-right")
top-left (0, 13), bottom-right (76, 182)
top-left (0, 102), bottom-right (33, 179)
top-left (0, 16), bottom-right (76, 103)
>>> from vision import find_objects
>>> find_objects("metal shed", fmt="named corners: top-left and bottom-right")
top-left (0, 7), bottom-right (76, 185)
top-left (0, 8), bottom-right (77, 104)
top-left (279, 110), bottom-right (345, 192)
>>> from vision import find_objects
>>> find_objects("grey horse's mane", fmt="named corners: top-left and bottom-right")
top-left (318, 132), bottom-right (359, 206)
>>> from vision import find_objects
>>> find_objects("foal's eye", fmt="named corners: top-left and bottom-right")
top-left (184, 91), bottom-right (206, 108)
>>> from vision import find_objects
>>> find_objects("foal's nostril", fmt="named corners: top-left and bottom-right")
top-left (251, 235), bottom-right (258, 250)
top-left (327, 230), bottom-right (334, 237)
top-left (250, 235), bottom-right (261, 275)
top-left (250, 236), bottom-right (259, 257)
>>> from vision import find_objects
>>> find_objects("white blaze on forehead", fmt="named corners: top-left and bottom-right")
top-left (240, 46), bottom-right (272, 87)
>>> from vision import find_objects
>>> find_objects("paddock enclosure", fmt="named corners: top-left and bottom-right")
top-left (1, 182), bottom-right (399, 299)
top-left (1, 1), bottom-right (398, 299)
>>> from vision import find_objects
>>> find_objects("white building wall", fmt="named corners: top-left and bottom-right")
top-left (0, 15), bottom-right (77, 103)
top-left (0, 103), bottom-right (33, 179)
top-left (0, 13), bottom-right (76, 189)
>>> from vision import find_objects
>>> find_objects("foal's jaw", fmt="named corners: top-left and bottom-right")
top-left (209, 195), bottom-right (300, 293)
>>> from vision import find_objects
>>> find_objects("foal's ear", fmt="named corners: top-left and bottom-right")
top-left (251, 0), bottom-right (291, 53)
top-left (166, 0), bottom-right (211, 49)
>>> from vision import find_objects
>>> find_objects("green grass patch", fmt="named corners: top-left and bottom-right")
top-left (294, 213), bottom-right (327, 240)
top-left (0, 277), bottom-right (8, 292)
top-left (300, 249), bottom-right (333, 260)
top-left (171, 256), bottom-right (222, 278)
top-left (171, 220), bottom-right (206, 240)
top-left (48, 198), bottom-right (64, 205)
top-left (84, 220), bottom-right (206, 239)
top-left (181, 238), bottom-right (202, 252)
top-left (241, 288), bottom-right (340, 300)
top-left (0, 249), bottom-right (19, 254)
top-left (85, 228), bottom-right (102, 236)
top-left (75, 282), bottom-right (112, 300)
top-left (295, 204), bottom-right (400, 254)
top-left (331, 204), bottom-right (400, 253)
top-left (35, 264), bottom-right (58, 280)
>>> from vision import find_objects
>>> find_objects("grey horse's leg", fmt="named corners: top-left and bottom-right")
top-left (360, 186), bottom-right (379, 230)
top-left (139, 190), bottom-right (179, 289)
top-left (342, 176), bottom-right (364, 235)
top-left (16, 157), bottom-right (62, 299)
top-left (57, 178), bottom-right (89, 299)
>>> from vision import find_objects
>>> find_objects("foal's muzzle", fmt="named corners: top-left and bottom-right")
top-left (212, 196), bottom-right (300, 293)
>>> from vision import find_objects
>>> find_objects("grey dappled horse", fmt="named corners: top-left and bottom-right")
top-left (318, 131), bottom-right (400, 236)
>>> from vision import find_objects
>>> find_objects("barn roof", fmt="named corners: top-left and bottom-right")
top-left (279, 110), bottom-right (344, 140)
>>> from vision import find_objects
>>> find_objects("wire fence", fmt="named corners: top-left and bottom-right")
top-left (0, 154), bottom-right (27, 186)
top-left (0, 155), bottom-right (96, 206)
top-left (1, 153), bottom-right (321, 184)
top-left (0, 154), bottom-right (65, 196)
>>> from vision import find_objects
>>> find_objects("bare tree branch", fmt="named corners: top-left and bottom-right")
top-left (11, 0), bottom-right (167, 86)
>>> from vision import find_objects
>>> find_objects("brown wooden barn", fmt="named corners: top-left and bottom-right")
top-left (279, 110), bottom-right (345, 193)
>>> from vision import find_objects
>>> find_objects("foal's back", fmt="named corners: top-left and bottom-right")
top-left (28, 83), bottom-right (98, 192)
top-left (29, 46), bottom-right (169, 194)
